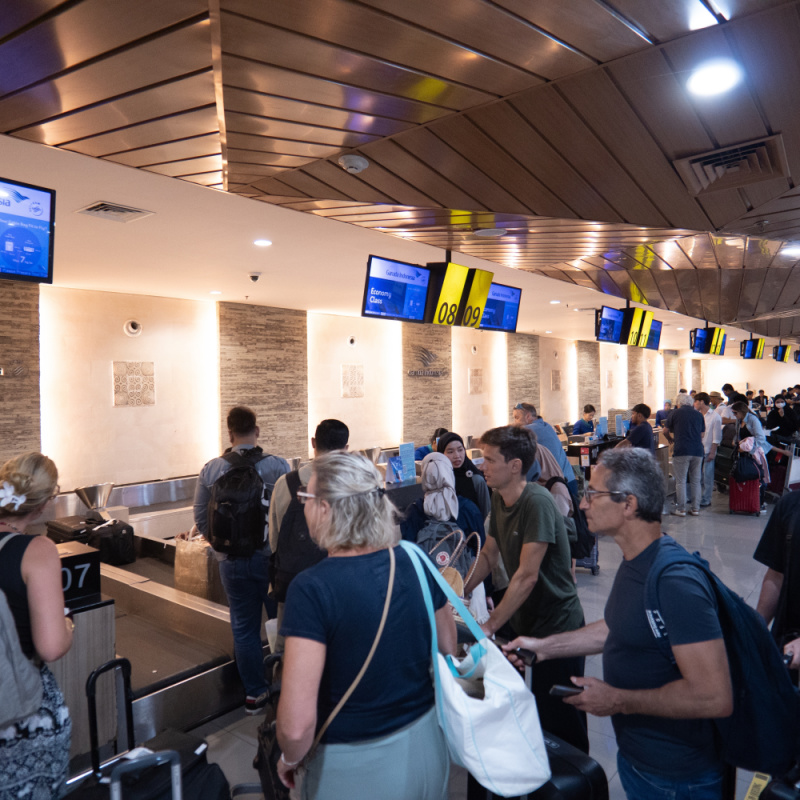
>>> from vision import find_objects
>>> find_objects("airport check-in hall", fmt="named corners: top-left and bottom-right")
top-left (3, 1), bottom-right (800, 798)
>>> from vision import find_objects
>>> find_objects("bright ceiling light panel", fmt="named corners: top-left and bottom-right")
top-left (687, 59), bottom-right (743, 96)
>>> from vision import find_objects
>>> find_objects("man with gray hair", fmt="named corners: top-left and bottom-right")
top-left (663, 392), bottom-right (705, 517)
top-left (503, 448), bottom-right (732, 800)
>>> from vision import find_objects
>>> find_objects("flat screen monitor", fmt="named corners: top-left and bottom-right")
top-left (0, 176), bottom-right (55, 284)
top-left (795, 350), bottom-right (800, 364)
top-left (479, 282), bottom-right (521, 332)
top-left (741, 339), bottom-right (765, 359)
top-left (644, 319), bottom-right (662, 350)
top-left (361, 255), bottom-right (431, 323)
top-left (596, 306), bottom-right (624, 343)
top-left (774, 345), bottom-right (792, 363)
top-left (690, 328), bottom-right (709, 354)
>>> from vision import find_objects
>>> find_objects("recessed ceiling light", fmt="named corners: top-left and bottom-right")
top-left (677, 327), bottom-right (685, 330)
top-left (545, 330), bottom-right (552, 334)
top-left (550, 300), bottom-right (560, 305)
top-left (254, 239), bottom-right (272, 247)
top-left (210, 290), bottom-right (221, 295)
top-left (687, 59), bottom-right (743, 96)
top-left (474, 227), bottom-right (507, 238)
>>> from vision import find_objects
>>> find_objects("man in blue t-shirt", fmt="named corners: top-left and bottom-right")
top-left (615, 404), bottom-right (654, 453)
top-left (512, 402), bottom-right (577, 495)
top-left (502, 449), bottom-right (732, 800)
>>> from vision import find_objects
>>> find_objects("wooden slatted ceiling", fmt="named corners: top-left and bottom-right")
top-left (3, 0), bottom-right (800, 329)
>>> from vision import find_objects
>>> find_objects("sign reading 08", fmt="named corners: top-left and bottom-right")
top-left (432, 262), bottom-right (469, 325)
top-left (427, 262), bottom-right (494, 327)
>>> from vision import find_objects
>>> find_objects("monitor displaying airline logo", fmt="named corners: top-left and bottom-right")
top-left (362, 256), bottom-right (431, 322)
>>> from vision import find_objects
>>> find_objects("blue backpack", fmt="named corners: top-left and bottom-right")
top-left (645, 535), bottom-right (800, 776)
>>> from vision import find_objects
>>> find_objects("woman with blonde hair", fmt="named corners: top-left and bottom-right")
top-left (276, 451), bottom-right (455, 800)
top-left (0, 452), bottom-right (73, 799)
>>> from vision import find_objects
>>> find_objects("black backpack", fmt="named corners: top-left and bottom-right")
top-left (270, 470), bottom-right (326, 601)
top-left (208, 448), bottom-right (271, 558)
top-left (545, 476), bottom-right (595, 560)
top-left (645, 536), bottom-right (800, 776)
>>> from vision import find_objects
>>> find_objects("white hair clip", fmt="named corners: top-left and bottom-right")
top-left (0, 481), bottom-right (26, 511)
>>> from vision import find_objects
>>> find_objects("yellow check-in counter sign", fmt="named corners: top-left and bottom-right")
top-left (461, 268), bottom-right (493, 328)
top-left (433, 262), bottom-right (469, 326)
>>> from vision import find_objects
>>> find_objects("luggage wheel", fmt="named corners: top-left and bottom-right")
top-left (591, 566), bottom-right (599, 576)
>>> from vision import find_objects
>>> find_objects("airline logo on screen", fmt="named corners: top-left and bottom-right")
top-left (370, 258), bottom-right (428, 286)
top-left (0, 182), bottom-right (50, 221)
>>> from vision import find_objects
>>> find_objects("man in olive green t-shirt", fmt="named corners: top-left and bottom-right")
top-left (465, 424), bottom-right (588, 753)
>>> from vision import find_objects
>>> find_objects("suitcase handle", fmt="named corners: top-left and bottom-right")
top-left (109, 749), bottom-right (183, 800)
top-left (86, 657), bottom-right (135, 777)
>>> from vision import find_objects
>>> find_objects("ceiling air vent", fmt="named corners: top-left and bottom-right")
top-left (76, 202), bottom-right (154, 223)
top-left (672, 134), bottom-right (788, 196)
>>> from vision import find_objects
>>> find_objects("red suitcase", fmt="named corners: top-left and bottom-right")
top-left (729, 476), bottom-right (761, 516)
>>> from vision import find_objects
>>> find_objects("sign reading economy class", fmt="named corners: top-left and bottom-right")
top-left (361, 255), bottom-right (431, 323)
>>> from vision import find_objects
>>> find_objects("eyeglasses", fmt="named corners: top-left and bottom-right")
top-left (48, 485), bottom-right (61, 502)
top-left (583, 488), bottom-right (628, 503)
top-left (296, 485), bottom-right (316, 505)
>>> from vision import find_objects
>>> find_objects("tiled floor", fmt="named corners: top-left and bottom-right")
top-left (193, 490), bottom-right (773, 799)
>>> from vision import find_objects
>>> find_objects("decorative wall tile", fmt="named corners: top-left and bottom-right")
top-left (468, 368), bottom-right (483, 395)
top-left (218, 303), bottom-right (307, 457)
top-left (341, 364), bottom-right (364, 398)
top-left (691, 359), bottom-right (702, 391)
top-left (113, 361), bottom-right (155, 406)
top-left (550, 369), bottom-right (561, 392)
top-left (0, 280), bottom-right (40, 462)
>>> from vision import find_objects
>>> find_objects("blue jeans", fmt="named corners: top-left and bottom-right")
top-left (218, 547), bottom-right (272, 697)
top-left (701, 455), bottom-right (715, 506)
top-left (617, 752), bottom-right (724, 800)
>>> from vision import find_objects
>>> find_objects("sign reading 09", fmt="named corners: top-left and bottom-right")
top-left (426, 262), bottom-right (494, 327)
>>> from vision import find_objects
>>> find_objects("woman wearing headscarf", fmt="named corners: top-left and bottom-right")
top-left (399, 452), bottom-right (485, 544)
top-left (435, 432), bottom-right (491, 519)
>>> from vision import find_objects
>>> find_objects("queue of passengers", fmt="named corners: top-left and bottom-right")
top-left (4, 396), bottom-right (799, 800)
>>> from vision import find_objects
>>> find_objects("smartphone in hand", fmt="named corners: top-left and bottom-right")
top-left (549, 684), bottom-right (584, 697)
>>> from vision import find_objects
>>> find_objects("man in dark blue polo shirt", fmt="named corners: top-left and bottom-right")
top-left (663, 393), bottom-right (705, 517)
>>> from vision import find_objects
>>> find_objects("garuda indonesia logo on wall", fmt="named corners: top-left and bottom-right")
top-left (408, 346), bottom-right (449, 378)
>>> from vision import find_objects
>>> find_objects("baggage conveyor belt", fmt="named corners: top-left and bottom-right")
top-left (101, 563), bottom-right (254, 743)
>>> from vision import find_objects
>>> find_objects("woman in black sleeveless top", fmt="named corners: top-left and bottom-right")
top-left (0, 452), bottom-right (73, 799)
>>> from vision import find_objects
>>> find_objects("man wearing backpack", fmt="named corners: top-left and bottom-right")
top-left (504, 448), bottom-right (735, 799)
top-left (267, 418), bottom-right (349, 655)
top-left (193, 406), bottom-right (290, 714)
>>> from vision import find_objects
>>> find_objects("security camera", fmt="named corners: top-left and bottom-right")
top-left (249, 272), bottom-right (261, 283)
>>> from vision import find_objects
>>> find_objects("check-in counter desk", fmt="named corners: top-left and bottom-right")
top-left (567, 439), bottom-right (672, 494)
top-left (49, 542), bottom-right (116, 761)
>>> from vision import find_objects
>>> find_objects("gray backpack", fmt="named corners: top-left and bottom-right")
top-left (415, 519), bottom-right (478, 582)
top-left (0, 533), bottom-right (44, 727)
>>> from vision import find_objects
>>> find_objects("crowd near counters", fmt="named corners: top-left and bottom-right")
top-left (4, 384), bottom-right (800, 798)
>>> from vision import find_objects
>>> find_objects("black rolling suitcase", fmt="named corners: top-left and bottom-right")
top-left (466, 731), bottom-right (608, 799)
top-left (252, 654), bottom-right (289, 800)
top-left (47, 516), bottom-right (135, 565)
top-left (66, 658), bottom-right (230, 800)
top-left (714, 444), bottom-right (736, 490)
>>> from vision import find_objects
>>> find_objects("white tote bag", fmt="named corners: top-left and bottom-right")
top-left (400, 541), bottom-right (551, 798)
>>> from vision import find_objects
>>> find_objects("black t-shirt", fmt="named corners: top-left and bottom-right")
top-left (281, 545), bottom-right (446, 743)
top-left (754, 492), bottom-right (800, 640)
top-left (603, 539), bottom-right (723, 778)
